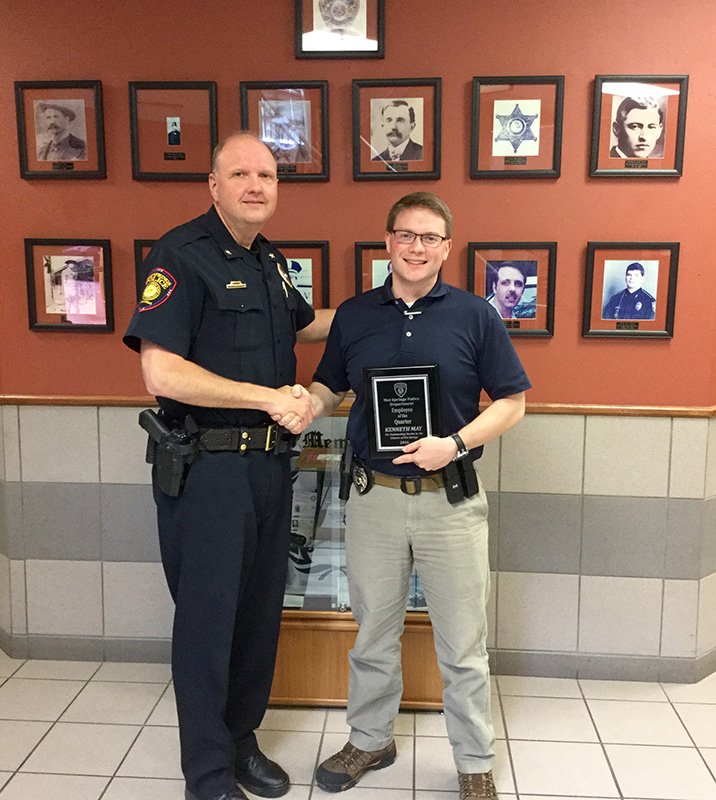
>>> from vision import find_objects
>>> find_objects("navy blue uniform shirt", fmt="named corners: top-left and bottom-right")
top-left (124, 206), bottom-right (315, 427)
top-left (314, 275), bottom-right (531, 477)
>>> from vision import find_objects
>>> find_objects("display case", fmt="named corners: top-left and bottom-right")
top-left (271, 409), bottom-right (444, 708)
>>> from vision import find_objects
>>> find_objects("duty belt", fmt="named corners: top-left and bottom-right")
top-left (198, 423), bottom-right (296, 454)
top-left (372, 470), bottom-right (444, 494)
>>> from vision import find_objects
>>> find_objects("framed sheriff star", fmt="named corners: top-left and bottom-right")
top-left (583, 242), bottom-right (679, 339)
top-left (470, 76), bottom-right (564, 179)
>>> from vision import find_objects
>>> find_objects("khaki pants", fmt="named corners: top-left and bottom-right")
top-left (345, 475), bottom-right (494, 773)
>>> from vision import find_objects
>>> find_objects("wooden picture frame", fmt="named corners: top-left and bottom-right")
top-left (355, 241), bottom-right (389, 293)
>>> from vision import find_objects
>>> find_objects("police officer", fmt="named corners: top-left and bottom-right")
top-left (603, 262), bottom-right (656, 320)
top-left (36, 102), bottom-right (87, 161)
top-left (124, 132), bottom-right (333, 800)
top-left (291, 192), bottom-right (530, 800)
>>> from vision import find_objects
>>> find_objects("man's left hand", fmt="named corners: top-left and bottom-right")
top-left (392, 436), bottom-right (458, 471)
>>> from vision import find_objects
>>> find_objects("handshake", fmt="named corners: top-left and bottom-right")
top-left (270, 384), bottom-right (317, 434)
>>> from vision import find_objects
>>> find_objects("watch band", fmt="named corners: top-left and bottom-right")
top-left (451, 432), bottom-right (469, 460)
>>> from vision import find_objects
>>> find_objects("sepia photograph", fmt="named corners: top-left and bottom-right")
top-left (167, 117), bottom-right (182, 146)
top-left (34, 99), bottom-right (88, 162)
top-left (370, 97), bottom-right (424, 162)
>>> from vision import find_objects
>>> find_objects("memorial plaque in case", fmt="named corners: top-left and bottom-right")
top-left (364, 365), bottom-right (441, 459)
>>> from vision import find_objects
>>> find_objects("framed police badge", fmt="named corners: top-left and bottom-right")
top-left (583, 242), bottom-right (679, 338)
top-left (15, 80), bottom-right (106, 179)
top-left (471, 76), bottom-right (564, 179)
top-left (25, 239), bottom-right (113, 331)
top-left (129, 81), bottom-right (218, 181)
top-left (295, 0), bottom-right (384, 58)
top-left (240, 81), bottom-right (329, 181)
top-left (272, 241), bottom-right (330, 308)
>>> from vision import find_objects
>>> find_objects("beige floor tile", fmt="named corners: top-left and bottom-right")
top-left (346, 790), bottom-right (413, 800)
top-left (520, 797), bottom-right (615, 800)
top-left (245, 785), bottom-right (310, 800)
top-left (605, 743), bottom-right (716, 800)
top-left (317, 733), bottom-right (413, 791)
top-left (674, 703), bottom-right (716, 747)
top-left (20, 722), bottom-right (139, 776)
top-left (116, 726), bottom-right (182, 779)
top-left (260, 707), bottom-right (326, 731)
top-left (0, 772), bottom-right (108, 799)
top-left (92, 662), bottom-right (171, 683)
top-left (502, 696), bottom-right (597, 742)
top-left (662, 671), bottom-right (716, 703)
top-left (13, 660), bottom-right (100, 681)
top-left (701, 747), bottom-right (716, 774)
top-left (0, 678), bottom-right (85, 721)
top-left (497, 676), bottom-right (581, 698)
top-left (415, 793), bottom-right (517, 800)
top-left (580, 678), bottom-right (668, 702)
top-left (414, 736), bottom-right (513, 795)
top-left (0, 653), bottom-right (23, 680)
top-left (510, 740), bottom-right (618, 797)
top-left (61, 681), bottom-right (165, 725)
top-left (257, 729), bottom-right (322, 785)
top-left (324, 710), bottom-right (414, 736)
top-left (146, 685), bottom-right (178, 726)
top-left (0, 773), bottom-right (11, 791)
top-left (0, 720), bottom-right (51, 771)
top-left (588, 699), bottom-right (692, 745)
top-left (102, 777), bottom-right (185, 800)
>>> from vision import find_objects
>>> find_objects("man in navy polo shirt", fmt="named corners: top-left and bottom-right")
top-left (303, 192), bottom-right (530, 800)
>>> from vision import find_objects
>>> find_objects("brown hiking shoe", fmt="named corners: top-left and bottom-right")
top-left (315, 740), bottom-right (396, 792)
top-left (458, 770), bottom-right (497, 800)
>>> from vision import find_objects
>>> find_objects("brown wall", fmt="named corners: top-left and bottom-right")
top-left (1, 0), bottom-right (714, 405)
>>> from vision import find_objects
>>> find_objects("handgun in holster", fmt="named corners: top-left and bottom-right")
top-left (139, 409), bottom-right (198, 497)
top-left (339, 440), bottom-right (354, 501)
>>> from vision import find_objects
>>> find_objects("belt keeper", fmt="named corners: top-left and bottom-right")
top-left (265, 424), bottom-right (278, 451)
top-left (400, 476), bottom-right (422, 495)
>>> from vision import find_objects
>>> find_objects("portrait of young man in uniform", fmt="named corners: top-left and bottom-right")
top-left (124, 132), bottom-right (333, 800)
top-left (275, 192), bottom-right (530, 800)
top-left (609, 95), bottom-right (665, 159)
top-left (602, 260), bottom-right (657, 320)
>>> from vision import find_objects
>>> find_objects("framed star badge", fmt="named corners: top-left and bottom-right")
top-left (583, 242), bottom-right (679, 338)
top-left (470, 76), bottom-right (564, 179)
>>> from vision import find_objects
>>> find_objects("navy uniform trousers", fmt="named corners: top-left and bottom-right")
top-left (153, 449), bottom-right (292, 799)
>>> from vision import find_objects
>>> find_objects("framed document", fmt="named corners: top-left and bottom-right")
top-left (240, 81), bottom-right (329, 181)
top-left (355, 241), bottom-right (389, 293)
top-left (590, 75), bottom-right (688, 177)
top-left (583, 241), bottom-right (679, 338)
top-left (352, 78), bottom-right (441, 180)
top-left (471, 76), bottom-right (564, 179)
top-left (467, 241), bottom-right (556, 337)
top-left (25, 238), bottom-right (113, 332)
top-left (272, 240), bottom-right (330, 308)
top-left (364, 365), bottom-right (441, 459)
top-left (129, 81), bottom-right (218, 181)
top-left (15, 80), bottom-right (106, 179)
top-left (295, 0), bottom-right (384, 59)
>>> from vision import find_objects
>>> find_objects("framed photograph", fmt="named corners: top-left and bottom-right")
top-left (129, 81), bottom-right (218, 181)
top-left (468, 242), bottom-right (556, 336)
top-left (583, 242), bottom-right (679, 338)
top-left (272, 240), bottom-right (330, 308)
top-left (240, 81), bottom-right (329, 181)
top-left (295, 0), bottom-right (384, 58)
top-left (470, 76), bottom-right (564, 179)
top-left (134, 239), bottom-right (157, 301)
top-left (352, 78), bottom-right (441, 180)
top-left (355, 241), bottom-right (389, 293)
top-left (590, 75), bottom-right (688, 177)
top-left (25, 239), bottom-right (113, 332)
top-left (15, 80), bottom-right (106, 179)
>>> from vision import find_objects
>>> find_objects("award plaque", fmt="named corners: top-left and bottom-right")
top-left (364, 365), bottom-right (441, 458)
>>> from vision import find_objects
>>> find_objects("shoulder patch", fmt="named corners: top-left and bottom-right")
top-left (139, 267), bottom-right (177, 312)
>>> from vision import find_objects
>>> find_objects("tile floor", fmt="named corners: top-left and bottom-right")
top-left (1, 649), bottom-right (716, 799)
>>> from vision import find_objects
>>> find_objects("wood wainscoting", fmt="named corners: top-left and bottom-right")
top-left (270, 610), bottom-right (444, 709)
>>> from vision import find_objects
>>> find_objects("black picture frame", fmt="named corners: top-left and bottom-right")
top-left (470, 75), bottom-right (564, 179)
top-left (272, 240), bottom-right (330, 308)
top-left (134, 239), bottom-right (157, 301)
top-left (590, 75), bottom-right (688, 177)
top-left (240, 81), bottom-right (329, 182)
top-left (129, 81), bottom-right (218, 181)
top-left (295, 0), bottom-right (385, 59)
top-left (468, 242), bottom-right (556, 337)
top-left (25, 238), bottom-right (113, 332)
top-left (352, 78), bottom-right (441, 181)
top-left (15, 80), bottom-right (106, 180)
top-left (355, 241), bottom-right (389, 293)
top-left (583, 241), bottom-right (679, 338)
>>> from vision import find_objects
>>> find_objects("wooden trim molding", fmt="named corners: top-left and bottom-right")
top-left (2, 394), bottom-right (715, 417)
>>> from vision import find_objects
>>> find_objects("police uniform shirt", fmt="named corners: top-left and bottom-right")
top-left (603, 287), bottom-right (656, 320)
top-left (314, 275), bottom-right (531, 477)
top-left (124, 206), bottom-right (315, 427)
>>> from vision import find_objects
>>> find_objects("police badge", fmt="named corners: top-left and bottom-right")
top-left (351, 460), bottom-right (373, 495)
top-left (319, 0), bottom-right (360, 34)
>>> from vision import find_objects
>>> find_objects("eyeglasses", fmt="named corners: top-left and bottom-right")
top-left (391, 230), bottom-right (448, 248)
